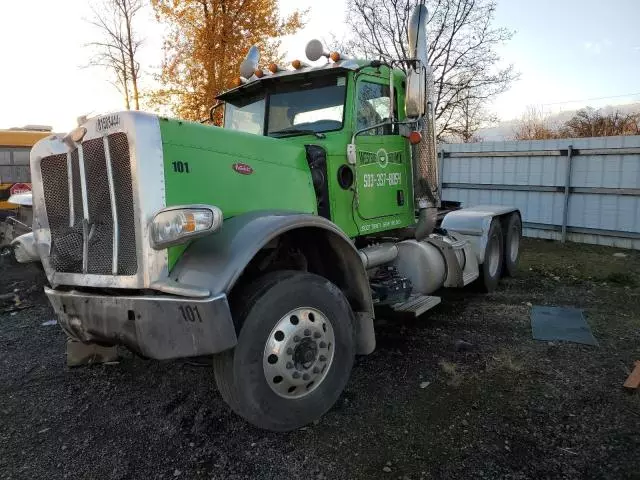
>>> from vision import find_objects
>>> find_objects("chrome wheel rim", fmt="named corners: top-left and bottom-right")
top-left (488, 234), bottom-right (500, 278)
top-left (509, 227), bottom-right (520, 263)
top-left (263, 307), bottom-right (335, 399)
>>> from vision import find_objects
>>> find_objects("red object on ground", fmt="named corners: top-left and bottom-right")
top-left (623, 361), bottom-right (640, 392)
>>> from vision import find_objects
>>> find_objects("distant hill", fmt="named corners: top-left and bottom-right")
top-left (478, 102), bottom-right (640, 141)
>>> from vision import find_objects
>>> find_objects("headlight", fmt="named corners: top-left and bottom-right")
top-left (150, 205), bottom-right (223, 250)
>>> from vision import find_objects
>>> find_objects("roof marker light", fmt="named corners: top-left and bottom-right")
top-left (233, 77), bottom-right (248, 87)
top-left (268, 63), bottom-right (283, 74)
top-left (292, 59), bottom-right (308, 70)
top-left (329, 51), bottom-right (341, 62)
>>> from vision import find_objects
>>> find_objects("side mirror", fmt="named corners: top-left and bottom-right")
top-left (405, 3), bottom-right (429, 119)
top-left (405, 66), bottom-right (426, 118)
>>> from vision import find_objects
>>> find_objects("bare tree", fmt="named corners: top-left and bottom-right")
top-left (446, 84), bottom-right (497, 142)
top-left (87, 0), bottom-right (144, 110)
top-left (337, 0), bottom-right (516, 140)
top-left (560, 108), bottom-right (640, 138)
top-left (512, 106), bottom-right (640, 140)
top-left (512, 106), bottom-right (559, 140)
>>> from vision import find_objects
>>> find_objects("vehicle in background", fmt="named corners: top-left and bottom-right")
top-left (0, 126), bottom-right (51, 254)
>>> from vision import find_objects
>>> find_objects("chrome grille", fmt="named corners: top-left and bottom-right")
top-left (39, 133), bottom-right (138, 275)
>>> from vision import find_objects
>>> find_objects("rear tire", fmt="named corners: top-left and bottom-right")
top-left (479, 219), bottom-right (503, 292)
top-left (213, 271), bottom-right (355, 431)
top-left (503, 213), bottom-right (522, 277)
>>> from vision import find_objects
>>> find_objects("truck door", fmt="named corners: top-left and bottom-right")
top-left (354, 76), bottom-right (408, 220)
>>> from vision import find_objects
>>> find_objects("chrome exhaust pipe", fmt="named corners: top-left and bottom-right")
top-left (407, 1), bottom-right (439, 241)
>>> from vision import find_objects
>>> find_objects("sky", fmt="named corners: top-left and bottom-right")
top-left (1, 0), bottom-right (639, 132)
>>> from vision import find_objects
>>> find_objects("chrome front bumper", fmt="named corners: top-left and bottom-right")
top-left (46, 288), bottom-right (237, 360)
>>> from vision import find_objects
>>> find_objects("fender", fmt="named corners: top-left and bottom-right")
top-left (440, 205), bottom-right (519, 263)
top-left (169, 211), bottom-right (376, 354)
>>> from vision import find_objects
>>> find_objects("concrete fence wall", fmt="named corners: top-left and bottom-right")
top-left (440, 135), bottom-right (640, 249)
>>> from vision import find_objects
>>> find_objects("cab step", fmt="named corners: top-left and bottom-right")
top-left (391, 294), bottom-right (441, 317)
top-left (463, 270), bottom-right (479, 286)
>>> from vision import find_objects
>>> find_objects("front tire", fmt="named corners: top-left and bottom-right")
top-left (213, 271), bottom-right (355, 431)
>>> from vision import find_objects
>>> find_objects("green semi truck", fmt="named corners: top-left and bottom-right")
top-left (24, 4), bottom-right (521, 431)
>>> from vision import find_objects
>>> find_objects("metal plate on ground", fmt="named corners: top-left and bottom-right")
top-left (530, 305), bottom-right (599, 346)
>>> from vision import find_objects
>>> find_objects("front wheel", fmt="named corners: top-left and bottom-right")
top-left (213, 271), bottom-right (355, 431)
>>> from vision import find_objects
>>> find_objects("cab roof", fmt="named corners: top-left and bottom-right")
top-left (216, 59), bottom-right (371, 103)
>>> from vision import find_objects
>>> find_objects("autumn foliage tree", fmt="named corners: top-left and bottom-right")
top-left (150, 0), bottom-right (305, 121)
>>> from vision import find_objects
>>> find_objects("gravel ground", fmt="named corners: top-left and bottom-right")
top-left (1, 239), bottom-right (639, 480)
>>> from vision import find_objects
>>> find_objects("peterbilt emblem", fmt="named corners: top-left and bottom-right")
top-left (232, 163), bottom-right (254, 175)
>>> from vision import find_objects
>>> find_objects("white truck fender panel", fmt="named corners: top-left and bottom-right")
top-left (440, 205), bottom-right (519, 264)
top-left (11, 232), bottom-right (40, 264)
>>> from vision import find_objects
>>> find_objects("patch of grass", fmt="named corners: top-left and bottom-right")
top-left (439, 360), bottom-right (463, 386)
top-left (605, 272), bottom-right (637, 287)
top-left (440, 360), bottom-right (457, 375)
top-left (488, 352), bottom-right (523, 373)
top-left (519, 238), bottom-right (640, 285)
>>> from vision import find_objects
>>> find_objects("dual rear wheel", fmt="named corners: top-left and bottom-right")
top-left (479, 212), bottom-right (522, 292)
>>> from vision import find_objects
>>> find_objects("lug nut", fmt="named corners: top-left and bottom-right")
top-left (286, 362), bottom-right (293, 369)
top-left (292, 371), bottom-right (301, 379)
top-left (304, 329), bottom-right (311, 336)
top-left (319, 341), bottom-right (327, 348)
top-left (314, 332), bottom-right (321, 339)
top-left (286, 348), bottom-right (293, 355)
top-left (294, 336), bottom-right (301, 342)
top-left (303, 373), bottom-right (310, 381)
top-left (319, 355), bottom-right (327, 362)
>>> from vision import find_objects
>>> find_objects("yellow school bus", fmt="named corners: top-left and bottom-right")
top-left (0, 126), bottom-right (52, 211)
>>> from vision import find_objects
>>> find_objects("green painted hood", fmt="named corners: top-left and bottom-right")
top-left (159, 118), bottom-right (317, 217)
top-left (158, 118), bottom-right (318, 268)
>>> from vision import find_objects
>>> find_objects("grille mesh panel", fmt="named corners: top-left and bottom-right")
top-left (41, 154), bottom-right (83, 273)
top-left (39, 133), bottom-right (138, 276)
top-left (109, 133), bottom-right (137, 275)
top-left (84, 138), bottom-right (114, 274)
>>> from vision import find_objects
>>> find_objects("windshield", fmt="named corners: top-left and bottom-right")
top-left (224, 95), bottom-right (265, 135)
top-left (223, 75), bottom-right (346, 137)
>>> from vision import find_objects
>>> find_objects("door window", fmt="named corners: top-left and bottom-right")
top-left (356, 82), bottom-right (392, 135)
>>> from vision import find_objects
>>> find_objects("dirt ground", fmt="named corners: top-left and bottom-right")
top-left (1, 238), bottom-right (639, 480)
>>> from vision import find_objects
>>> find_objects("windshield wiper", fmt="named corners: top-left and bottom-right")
top-left (269, 128), bottom-right (326, 139)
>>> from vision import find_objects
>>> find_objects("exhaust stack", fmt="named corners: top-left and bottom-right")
top-left (406, 1), bottom-right (439, 241)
